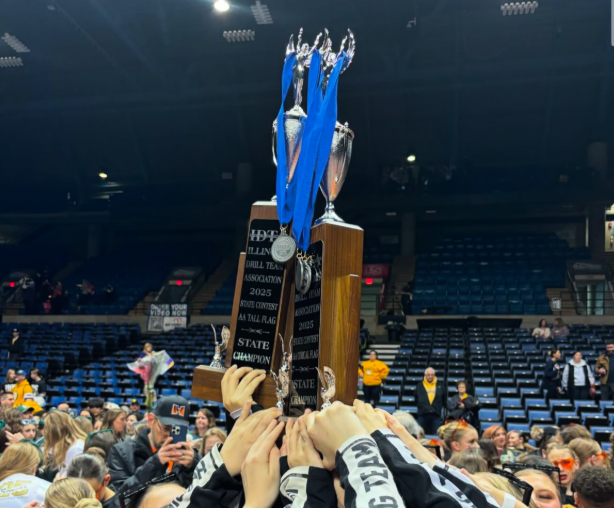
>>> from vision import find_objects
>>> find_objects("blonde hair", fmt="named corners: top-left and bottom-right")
top-left (44, 478), bottom-right (101, 508)
top-left (44, 410), bottom-right (87, 470)
top-left (201, 427), bottom-right (227, 455)
top-left (561, 425), bottom-right (592, 444)
top-left (568, 438), bottom-right (602, 466)
top-left (475, 473), bottom-right (538, 508)
top-left (0, 442), bottom-right (40, 481)
top-left (73, 416), bottom-right (94, 435)
top-left (100, 409), bottom-right (127, 439)
top-left (437, 421), bottom-right (477, 450)
top-left (546, 443), bottom-right (579, 462)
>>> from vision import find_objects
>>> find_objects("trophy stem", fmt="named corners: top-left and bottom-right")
top-left (314, 201), bottom-right (344, 225)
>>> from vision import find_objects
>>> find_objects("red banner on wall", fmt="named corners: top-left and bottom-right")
top-left (362, 264), bottom-right (390, 279)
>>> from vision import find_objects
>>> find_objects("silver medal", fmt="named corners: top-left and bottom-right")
top-left (271, 231), bottom-right (296, 264)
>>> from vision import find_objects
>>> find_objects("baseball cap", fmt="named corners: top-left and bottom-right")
top-left (16, 404), bottom-right (32, 413)
top-left (153, 395), bottom-right (190, 427)
top-left (130, 399), bottom-right (140, 405)
top-left (24, 393), bottom-right (34, 400)
top-left (15, 370), bottom-right (26, 376)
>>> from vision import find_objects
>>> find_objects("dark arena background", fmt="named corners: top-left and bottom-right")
top-left (1, 0), bottom-right (614, 498)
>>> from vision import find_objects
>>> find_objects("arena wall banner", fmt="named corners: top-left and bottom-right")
top-left (147, 303), bottom-right (189, 332)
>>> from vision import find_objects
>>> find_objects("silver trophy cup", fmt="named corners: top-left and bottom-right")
top-left (314, 122), bottom-right (354, 224)
top-left (272, 105), bottom-right (306, 201)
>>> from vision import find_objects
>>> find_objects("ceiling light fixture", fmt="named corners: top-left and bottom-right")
top-left (407, 154), bottom-right (416, 163)
top-left (98, 172), bottom-right (108, 179)
top-left (501, 1), bottom-right (538, 15)
top-left (1, 33), bottom-right (30, 53)
top-left (0, 57), bottom-right (23, 68)
top-left (223, 30), bottom-right (255, 43)
top-left (214, 0), bottom-right (230, 12)
top-left (251, 1), bottom-right (273, 24)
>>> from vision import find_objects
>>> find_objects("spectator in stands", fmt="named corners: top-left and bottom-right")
top-left (44, 477), bottom-right (101, 508)
top-left (85, 431), bottom-right (118, 459)
top-left (88, 398), bottom-right (105, 426)
top-left (573, 466), bottom-right (614, 508)
top-left (68, 453), bottom-right (119, 508)
top-left (546, 444), bottom-right (580, 505)
top-left (126, 414), bottom-right (139, 438)
top-left (0, 442), bottom-right (50, 506)
top-left (1, 392), bottom-right (15, 408)
top-left (532, 426), bottom-right (563, 455)
top-left (392, 410), bottom-right (424, 438)
top-left (139, 343), bottom-right (156, 359)
top-left (400, 280), bottom-right (413, 315)
top-left (78, 279), bottom-right (95, 306)
top-left (415, 367), bottom-right (444, 435)
top-left (21, 420), bottom-right (39, 441)
top-left (448, 449), bottom-right (488, 473)
top-left (190, 407), bottom-right (215, 441)
top-left (447, 380), bottom-right (480, 426)
top-left (138, 483), bottom-right (186, 508)
top-left (483, 425), bottom-right (508, 458)
top-left (595, 341), bottom-right (614, 401)
top-left (103, 284), bottom-right (116, 305)
top-left (4, 368), bottom-right (16, 392)
top-left (552, 318), bottom-right (570, 339)
top-left (100, 409), bottom-right (127, 441)
top-left (28, 368), bottom-right (47, 399)
top-left (562, 352), bottom-right (596, 401)
top-left (106, 395), bottom-right (198, 494)
top-left (202, 427), bottom-right (227, 455)
top-left (533, 319), bottom-right (552, 340)
top-left (358, 350), bottom-right (389, 407)
top-left (44, 410), bottom-right (87, 477)
top-left (561, 425), bottom-right (592, 445)
top-left (12, 370), bottom-right (33, 406)
top-left (74, 416), bottom-right (94, 435)
top-left (506, 430), bottom-right (535, 458)
top-left (568, 438), bottom-right (607, 468)
top-left (51, 281), bottom-right (64, 314)
top-left (437, 420), bottom-right (479, 458)
top-left (57, 402), bottom-right (72, 413)
top-left (8, 329), bottom-right (24, 361)
top-left (515, 469), bottom-right (562, 508)
top-left (129, 399), bottom-right (144, 421)
top-left (542, 349), bottom-right (563, 399)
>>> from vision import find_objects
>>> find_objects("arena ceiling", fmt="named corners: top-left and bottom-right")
top-left (0, 0), bottom-right (611, 201)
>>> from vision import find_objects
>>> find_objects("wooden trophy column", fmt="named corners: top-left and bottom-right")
top-left (192, 201), bottom-right (294, 408)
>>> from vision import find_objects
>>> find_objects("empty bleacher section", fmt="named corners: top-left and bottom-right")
top-left (200, 273), bottom-right (236, 315)
top-left (362, 324), bottom-right (614, 446)
top-left (412, 235), bottom-right (590, 315)
top-left (44, 324), bottom-right (226, 428)
top-left (60, 241), bottom-right (219, 315)
top-left (0, 322), bottom-right (140, 381)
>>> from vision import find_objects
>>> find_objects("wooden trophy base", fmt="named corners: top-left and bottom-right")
top-left (191, 366), bottom-right (279, 408)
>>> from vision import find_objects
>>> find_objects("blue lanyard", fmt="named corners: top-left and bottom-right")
top-left (275, 53), bottom-right (297, 226)
top-left (292, 54), bottom-right (346, 250)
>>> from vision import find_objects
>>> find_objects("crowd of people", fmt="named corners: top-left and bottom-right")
top-left (14, 274), bottom-right (116, 315)
top-left (0, 360), bottom-right (611, 508)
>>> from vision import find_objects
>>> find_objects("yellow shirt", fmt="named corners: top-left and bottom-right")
top-left (423, 377), bottom-right (438, 404)
top-left (12, 379), bottom-right (33, 406)
top-left (359, 359), bottom-right (389, 386)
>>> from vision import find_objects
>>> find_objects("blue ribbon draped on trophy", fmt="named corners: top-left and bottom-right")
top-left (192, 28), bottom-right (363, 414)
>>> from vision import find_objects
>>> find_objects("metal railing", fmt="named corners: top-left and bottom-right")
top-left (552, 286), bottom-right (614, 316)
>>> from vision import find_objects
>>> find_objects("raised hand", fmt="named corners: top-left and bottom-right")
top-left (352, 400), bottom-right (387, 434)
top-left (242, 420), bottom-right (286, 508)
top-left (221, 365), bottom-right (267, 412)
top-left (305, 402), bottom-right (368, 470)
top-left (221, 401), bottom-right (282, 476)
top-left (286, 416), bottom-right (323, 469)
